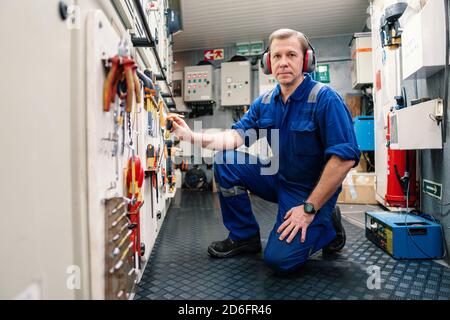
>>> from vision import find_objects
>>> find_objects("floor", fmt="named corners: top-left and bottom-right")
top-left (135, 190), bottom-right (450, 300)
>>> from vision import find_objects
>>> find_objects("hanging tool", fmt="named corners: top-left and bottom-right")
top-left (103, 39), bottom-right (142, 113)
top-left (125, 155), bottom-right (145, 269)
top-left (165, 119), bottom-right (173, 140)
top-left (111, 200), bottom-right (128, 216)
top-left (165, 140), bottom-right (175, 192)
top-left (154, 172), bottom-right (159, 204)
top-left (112, 230), bottom-right (133, 257)
top-left (120, 101), bottom-right (126, 155)
top-left (159, 108), bottom-right (165, 134)
top-left (161, 168), bottom-right (166, 192)
top-left (114, 242), bottom-right (134, 271)
top-left (146, 144), bottom-right (157, 170)
top-left (136, 69), bottom-right (158, 111)
top-left (146, 144), bottom-right (158, 216)
top-left (166, 150), bottom-right (172, 186)
top-left (110, 222), bottom-right (131, 243)
top-left (111, 212), bottom-right (128, 229)
top-left (103, 55), bottom-right (122, 112)
top-left (137, 69), bottom-right (159, 137)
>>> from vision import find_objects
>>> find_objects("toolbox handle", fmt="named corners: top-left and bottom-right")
top-left (408, 228), bottom-right (427, 236)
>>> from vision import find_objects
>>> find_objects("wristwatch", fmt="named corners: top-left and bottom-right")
top-left (303, 202), bottom-right (317, 215)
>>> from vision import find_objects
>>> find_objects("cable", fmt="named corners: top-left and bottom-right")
top-left (132, 0), bottom-right (176, 107)
top-left (403, 182), bottom-right (434, 259)
top-left (362, 151), bottom-right (375, 171)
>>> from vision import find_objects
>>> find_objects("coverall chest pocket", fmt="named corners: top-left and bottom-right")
top-left (289, 120), bottom-right (320, 156)
top-left (256, 118), bottom-right (275, 144)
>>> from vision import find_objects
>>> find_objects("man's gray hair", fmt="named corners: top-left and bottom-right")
top-left (268, 28), bottom-right (309, 54)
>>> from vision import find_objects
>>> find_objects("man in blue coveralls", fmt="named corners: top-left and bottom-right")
top-left (167, 29), bottom-right (360, 273)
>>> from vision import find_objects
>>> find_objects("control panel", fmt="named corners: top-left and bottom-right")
top-left (221, 61), bottom-right (251, 106)
top-left (184, 65), bottom-right (214, 103)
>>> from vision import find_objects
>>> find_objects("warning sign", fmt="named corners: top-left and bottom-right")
top-left (214, 49), bottom-right (224, 60)
top-left (147, 1), bottom-right (158, 11)
top-left (204, 50), bottom-right (214, 60)
top-left (204, 49), bottom-right (224, 61)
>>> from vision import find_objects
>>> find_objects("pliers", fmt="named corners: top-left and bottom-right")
top-left (136, 69), bottom-right (158, 112)
top-left (103, 55), bottom-right (141, 113)
top-left (123, 57), bottom-right (141, 113)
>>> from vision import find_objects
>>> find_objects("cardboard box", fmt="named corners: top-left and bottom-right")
top-left (355, 153), bottom-right (371, 172)
top-left (338, 171), bottom-right (377, 204)
top-left (345, 94), bottom-right (362, 118)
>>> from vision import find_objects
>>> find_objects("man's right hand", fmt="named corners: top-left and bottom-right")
top-left (166, 113), bottom-right (193, 142)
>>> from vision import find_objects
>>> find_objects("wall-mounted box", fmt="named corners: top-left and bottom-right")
top-left (389, 99), bottom-right (443, 150)
top-left (183, 65), bottom-right (214, 103)
top-left (221, 61), bottom-right (252, 106)
top-left (236, 41), bottom-right (264, 56)
top-left (354, 116), bottom-right (374, 151)
top-left (350, 32), bottom-right (373, 89)
top-left (402, 0), bottom-right (446, 80)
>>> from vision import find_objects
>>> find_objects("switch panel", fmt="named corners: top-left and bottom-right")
top-left (184, 65), bottom-right (214, 103)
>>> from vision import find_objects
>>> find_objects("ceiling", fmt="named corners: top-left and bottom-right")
top-left (173, 0), bottom-right (370, 52)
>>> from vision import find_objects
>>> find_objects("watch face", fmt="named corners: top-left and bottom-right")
top-left (304, 203), bottom-right (315, 214)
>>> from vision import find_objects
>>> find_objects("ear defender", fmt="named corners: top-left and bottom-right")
top-left (260, 48), bottom-right (272, 75)
top-left (303, 47), bottom-right (316, 73)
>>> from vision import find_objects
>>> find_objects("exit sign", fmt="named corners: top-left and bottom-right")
top-left (314, 64), bottom-right (330, 83)
top-left (423, 179), bottom-right (442, 200)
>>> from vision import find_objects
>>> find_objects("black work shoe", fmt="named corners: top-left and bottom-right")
top-left (323, 206), bottom-right (346, 254)
top-left (208, 233), bottom-right (262, 258)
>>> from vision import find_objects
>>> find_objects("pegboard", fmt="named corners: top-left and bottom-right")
top-left (86, 9), bottom-right (141, 299)
top-left (85, 9), bottom-right (175, 298)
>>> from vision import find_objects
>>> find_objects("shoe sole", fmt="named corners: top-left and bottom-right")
top-left (207, 243), bottom-right (262, 258)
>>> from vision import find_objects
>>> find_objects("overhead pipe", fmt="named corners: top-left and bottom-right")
top-left (132, 0), bottom-right (176, 108)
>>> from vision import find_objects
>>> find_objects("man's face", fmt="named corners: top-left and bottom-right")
top-left (270, 36), bottom-right (304, 86)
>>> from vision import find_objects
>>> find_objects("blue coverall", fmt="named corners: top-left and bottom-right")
top-left (213, 74), bottom-right (360, 272)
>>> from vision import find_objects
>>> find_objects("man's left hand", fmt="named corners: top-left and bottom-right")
top-left (277, 205), bottom-right (315, 243)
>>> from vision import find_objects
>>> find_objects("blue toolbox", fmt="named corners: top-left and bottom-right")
top-left (365, 211), bottom-right (444, 259)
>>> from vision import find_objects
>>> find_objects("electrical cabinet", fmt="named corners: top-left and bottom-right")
top-left (1, 0), bottom-right (175, 300)
top-left (350, 32), bottom-right (373, 89)
top-left (221, 61), bottom-right (252, 106)
top-left (184, 65), bottom-right (214, 102)
top-left (258, 61), bottom-right (277, 95)
top-left (401, 0), bottom-right (446, 80)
